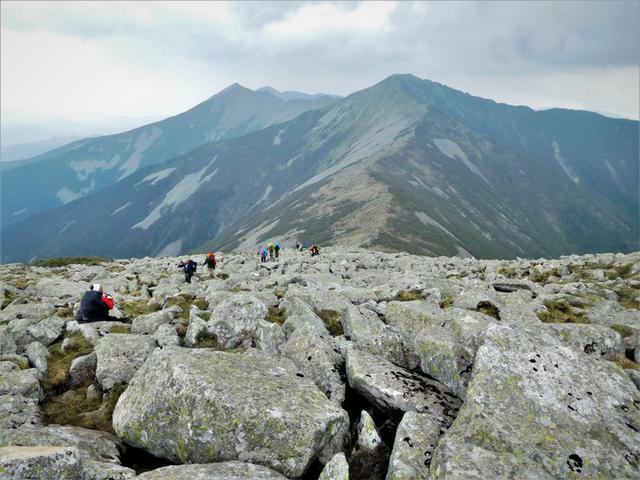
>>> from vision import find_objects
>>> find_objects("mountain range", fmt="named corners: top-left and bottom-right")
top-left (1, 75), bottom-right (638, 263)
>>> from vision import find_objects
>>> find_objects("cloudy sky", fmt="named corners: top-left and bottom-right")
top-left (1, 0), bottom-right (639, 137)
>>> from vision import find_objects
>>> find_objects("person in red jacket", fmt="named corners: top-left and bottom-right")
top-left (76, 284), bottom-right (118, 323)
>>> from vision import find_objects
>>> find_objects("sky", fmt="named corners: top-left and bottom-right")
top-left (1, 0), bottom-right (639, 142)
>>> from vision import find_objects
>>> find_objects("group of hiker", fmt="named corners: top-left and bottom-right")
top-left (259, 242), bottom-right (282, 263)
top-left (75, 243), bottom-right (322, 323)
top-left (296, 242), bottom-right (320, 257)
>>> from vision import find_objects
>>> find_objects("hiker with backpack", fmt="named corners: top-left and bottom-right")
top-left (204, 252), bottom-right (217, 274)
top-left (268, 242), bottom-right (275, 261)
top-left (275, 242), bottom-right (281, 259)
top-left (310, 245), bottom-right (320, 257)
top-left (178, 256), bottom-right (198, 283)
top-left (259, 248), bottom-right (268, 263)
top-left (76, 284), bottom-right (119, 323)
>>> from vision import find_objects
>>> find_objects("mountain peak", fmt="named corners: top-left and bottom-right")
top-left (208, 83), bottom-right (254, 100)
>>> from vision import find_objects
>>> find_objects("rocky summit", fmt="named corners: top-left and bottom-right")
top-left (0, 247), bottom-right (639, 479)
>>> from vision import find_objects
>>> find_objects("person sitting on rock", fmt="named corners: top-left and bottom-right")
top-left (204, 252), bottom-right (217, 274)
top-left (76, 284), bottom-right (118, 323)
top-left (178, 256), bottom-right (198, 283)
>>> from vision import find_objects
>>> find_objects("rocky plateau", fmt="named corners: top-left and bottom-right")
top-left (0, 247), bottom-right (639, 479)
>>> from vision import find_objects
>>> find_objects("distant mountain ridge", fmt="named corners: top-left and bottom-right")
top-left (1, 84), bottom-right (337, 226)
top-left (257, 86), bottom-right (342, 102)
top-left (1, 74), bottom-right (637, 263)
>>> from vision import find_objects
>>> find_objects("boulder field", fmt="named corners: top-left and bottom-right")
top-left (0, 247), bottom-right (639, 479)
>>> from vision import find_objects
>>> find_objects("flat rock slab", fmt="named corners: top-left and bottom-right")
top-left (0, 395), bottom-right (41, 429)
top-left (0, 425), bottom-right (122, 465)
top-left (431, 324), bottom-right (640, 479)
top-left (95, 333), bottom-right (156, 390)
top-left (346, 347), bottom-right (460, 428)
top-left (113, 347), bottom-right (349, 478)
top-left (0, 446), bottom-right (83, 480)
top-left (136, 461), bottom-right (288, 479)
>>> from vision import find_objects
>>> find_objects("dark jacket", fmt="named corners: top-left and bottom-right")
top-left (179, 260), bottom-right (197, 274)
top-left (76, 290), bottom-right (109, 323)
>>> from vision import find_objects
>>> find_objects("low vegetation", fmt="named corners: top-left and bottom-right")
top-left (315, 309), bottom-right (343, 336)
top-left (118, 299), bottom-right (160, 318)
top-left (477, 301), bottom-right (500, 320)
top-left (394, 290), bottom-right (424, 301)
top-left (439, 294), bottom-right (455, 309)
top-left (43, 333), bottom-right (94, 392)
top-left (614, 356), bottom-right (640, 372)
top-left (31, 256), bottom-right (108, 268)
top-left (537, 299), bottom-right (588, 324)
top-left (43, 384), bottom-right (127, 434)
top-left (265, 306), bottom-right (286, 325)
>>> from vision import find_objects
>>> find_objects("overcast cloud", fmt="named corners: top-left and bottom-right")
top-left (1, 0), bottom-right (638, 135)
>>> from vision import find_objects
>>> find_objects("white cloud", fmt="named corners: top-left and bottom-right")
top-left (263, 2), bottom-right (396, 38)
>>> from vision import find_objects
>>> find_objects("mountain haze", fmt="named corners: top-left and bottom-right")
top-left (1, 74), bottom-right (637, 262)
top-left (1, 85), bottom-right (336, 226)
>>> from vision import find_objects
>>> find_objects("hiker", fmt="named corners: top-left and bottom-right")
top-left (275, 242), bottom-right (281, 259)
top-left (260, 248), bottom-right (268, 263)
top-left (76, 284), bottom-right (118, 323)
top-left (178, 256), bottom-right (197, 283)
top-left (204, 252), bottom-right (217, 274)
top-left (268, 243), bottom-right (275, 261)
top-left (310, 245), bottom-right (320, 257)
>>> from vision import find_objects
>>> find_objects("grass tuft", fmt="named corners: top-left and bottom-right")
top-left (42, 383), bottom-right (127, 434)
top-left (265, 306), bottom-right (286, 325)
top-left (477, 301), bottom-right (500, 320)
top-left (614, 356), bottom-right (640, 372)
top-left (537, 299), bottom-right (588, 324)
top-left (394, 290), bottom-right (424, 301)
top-left (315, 309), bottom-right (343, 336)
top-left (610, 324), bottom-right (634, 338)
top-left (31, 256), bottom-right (107, 267)
top-left (439, 294), bottom-right (455, 310)
top-left (118, 299), bottom-right (160, 318)
top-left (43, 333), bottom-right (94, 392)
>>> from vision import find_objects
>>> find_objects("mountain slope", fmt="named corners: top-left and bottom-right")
top-left (1, 74), bottom-right (637, 262)
top-left (0, 85), bottom-right (336, 226)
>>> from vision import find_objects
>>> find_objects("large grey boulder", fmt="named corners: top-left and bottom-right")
top-left (0, 303), bottom-right (56, 325)
top-left (253, 320), bottom-right (285, 356)
top-left (430, 324), bottom-right (640, 479)
top-left (0, 368), bottom-right (43, 401)
top-left (24, 341), bottom-right (49, 378)
top-left (0, 425), bottom-right (122, 465)
top-left (6, 316), bottom-right (65, 350)
top-left (136, 461), bottom-right (288, 479)
top-left (0, 330), bottom-right (16, 355)
top-left (282, 323), bottom-right (345, 403)
top-left (341, 306), bottom-right (417, 369)
top-left (130, 310), bottom-right (173, 335)
top-left (208, 294), bottom-right (268, 347)
top-left (319, 452), bottom-right (349, 480)
top-left (542, 323), bottom-right (624, 360)
top-left (152, 323), bottom-right (180, 347)
top-left (345, 348), bottom-right (460, 427)
top-left (385, 302), bottom-right (494, 399)
top-left (0, 395), bottom-right (41, 429)
top-left (0, 446), bottom-right (83, 480)
top-left (113, 347), bottom-right (349, 478)
top-left (95, 334), bottom-right (156, 390)
top-left (386, 412), bottom-right (441, 480)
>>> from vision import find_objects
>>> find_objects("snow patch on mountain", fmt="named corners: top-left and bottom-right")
top-left (238, 219), bottom-right (280, 249)
top-left (119, 127), bottom-right (162, 180)
top-left (70, 155), bottom-right (120, 181)
top-left (552, 141), bottom-right (580, 184)
top-left (135, 167), bottom-right (176, 187)
top-left (434, 138), bottom-right (490, 185)
top-left (111, 202), bottom-right (132, 216)
top-left (157, 239), bottom-right (183, 257)
top-left (132, 166), bottom-right (217, 230)
top-left (415, 211), bottom-right (460, 241)
top-left (255, 185), bottom-right (273, 205)
top-left (56, 181), bottom-right (96, 204)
